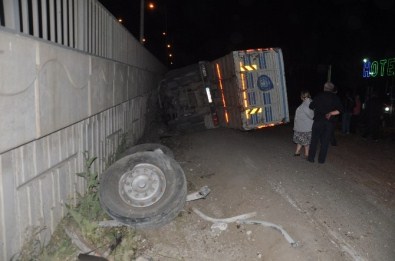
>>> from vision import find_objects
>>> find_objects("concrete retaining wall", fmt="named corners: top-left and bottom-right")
top-left (0, 28), bottom-right (166, 259)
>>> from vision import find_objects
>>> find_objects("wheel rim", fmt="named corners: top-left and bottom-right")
top-left (119, 163), bottom-right (166, 207)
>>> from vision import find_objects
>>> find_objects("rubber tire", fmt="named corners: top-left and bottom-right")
top-left (99, 151), bottom-right (187, 229)
top-left (120, 143), bottom-right (174, 159)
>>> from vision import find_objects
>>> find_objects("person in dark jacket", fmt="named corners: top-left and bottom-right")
top-left (307, 82), bottom-right (343, 164)
top-left (330, 85), bottom-right (339, 146)
top-left (362, 92), bottom-right (382, 141)
top-left (342, 90), bottom-right (355, 134)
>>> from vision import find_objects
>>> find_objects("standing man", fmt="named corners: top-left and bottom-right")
top-left (342, 90), bottom-right (355, 134)
top-left (308, 82), bottom-right (343, 164)
top-left (350, 94), bottom-right (361, 134)
top-left (362, 91), bottom-right (382, 141)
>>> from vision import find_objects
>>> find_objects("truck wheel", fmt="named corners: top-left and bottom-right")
top-left (121, 143), bottom-right (174, 159)
top-left (99, 151), bottom-right (187, 229)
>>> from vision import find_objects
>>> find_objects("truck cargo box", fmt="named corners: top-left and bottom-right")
top-left (211, 48), bottom-right (289, 130)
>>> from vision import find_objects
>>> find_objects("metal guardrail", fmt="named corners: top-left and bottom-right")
top-left (0, 0), bottom-right (133, 63)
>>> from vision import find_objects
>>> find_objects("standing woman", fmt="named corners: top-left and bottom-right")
top-left (293, 90), bottom-right (314, 157)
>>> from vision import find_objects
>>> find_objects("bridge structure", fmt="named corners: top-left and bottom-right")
top-left (0, 0), bottom-right (167, 259)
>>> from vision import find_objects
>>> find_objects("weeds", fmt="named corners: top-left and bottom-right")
top-left (106, 132), bottom-right (128, 167)
top-left (68, 151), bottom-right (104, 223)
top-left (11, 226), bottom-right (47, 261)
top-left (66, 151), bottom-right (107, 241)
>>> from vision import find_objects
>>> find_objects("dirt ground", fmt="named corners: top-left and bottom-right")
top-left (134, 123), bottom-right (395, 261)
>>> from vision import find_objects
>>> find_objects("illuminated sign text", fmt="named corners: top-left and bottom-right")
top-left (363, 58), bottom-right (395, 78)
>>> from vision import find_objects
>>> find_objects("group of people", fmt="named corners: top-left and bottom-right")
top-left (293, 82), bottom-right (383, 163)
top-left (293, 82), bottom-right (342, 164)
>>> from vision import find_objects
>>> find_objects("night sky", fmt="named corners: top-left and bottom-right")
top-left (98, 0), bottom-right (395, 106)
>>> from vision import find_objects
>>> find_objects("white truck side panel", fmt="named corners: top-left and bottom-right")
top-left (212, 48), bottom-right (289, 130)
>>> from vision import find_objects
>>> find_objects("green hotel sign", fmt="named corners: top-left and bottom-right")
top-left (363, 58), bottom-right (395, 78)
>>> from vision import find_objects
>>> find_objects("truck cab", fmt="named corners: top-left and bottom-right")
top-left (159, 61), bottom-right (218, 131)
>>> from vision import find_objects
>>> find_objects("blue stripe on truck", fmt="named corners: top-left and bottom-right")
top-left (259, 53), bottom-right (266, 69)
top-left (247, 73), bottom-right (254, 89)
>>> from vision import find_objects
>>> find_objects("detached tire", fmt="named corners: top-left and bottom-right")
top-left (121, 143), bottom-right (174, 159)
top-left (99, 150), bottom-right (186, 229)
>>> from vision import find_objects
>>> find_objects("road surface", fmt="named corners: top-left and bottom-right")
top-left (138, 123), bottom-right (395, 261)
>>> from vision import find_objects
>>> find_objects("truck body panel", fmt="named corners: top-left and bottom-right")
top-left (212, 48), bottom-right (289, 130)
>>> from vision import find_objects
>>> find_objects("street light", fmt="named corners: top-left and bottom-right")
top-left (140, 0), bottom-right (145, 43)
top-left (140, 0), bottom-right (155, 44)
top-left (139, 0), bottom-right (173, 65)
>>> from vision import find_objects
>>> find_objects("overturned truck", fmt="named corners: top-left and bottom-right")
top-left (99, 48), bottom-right (290, 230)
top-left (159, 48), bottom-right (290, 131)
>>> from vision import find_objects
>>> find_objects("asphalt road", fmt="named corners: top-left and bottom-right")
top-left (140, 123), bottom-right (395, 261)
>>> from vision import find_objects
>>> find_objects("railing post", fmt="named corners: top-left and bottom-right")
top-left (2, 0), bottom-right (20, 30)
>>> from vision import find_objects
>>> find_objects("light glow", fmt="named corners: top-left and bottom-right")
top-left (240, 73), bottom-right (248, 108)
top-left (256, 122), bottom-right (284, 129)
top-left (240, 72), bottom-right (249, 119)
top-left (205, 87), bottom-right (213, 103)
top-left (216, 64), bottom-right (229, 124)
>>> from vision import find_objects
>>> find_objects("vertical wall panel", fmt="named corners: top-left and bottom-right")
top-left (15, 186), bottom-right (29, 249)
top-left (69, 0), bottom-right (74, 48)
top-left (87, 0), bottom-right (92, 52)
top-left (62, 0), bottom-right (68, 46)
top-left (34, 137), bottom-right (50, 175)
top-left (56, 0), bottom-right (62, 44)
top-left (49, 0), bottom-right (55, 42)
top-left (21, 0), bottom-right (28, 34)
top-left (32, 0), bottom-right (39, 37)
top-left (38, 173), bottom-right (55, 231)
top-left (49, 133), bottom-right (61, 167)
top-left (0, 152), bottom-right (18, 260)
top-left (22, 143), bottom-right (36, 183)
top-left (41, 0), bottom-right (48, 40)
top-left (2, 0), bottom-right (21, 30)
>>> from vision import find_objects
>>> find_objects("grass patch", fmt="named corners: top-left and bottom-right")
top-left (14, 150), bottom-right (141, 260)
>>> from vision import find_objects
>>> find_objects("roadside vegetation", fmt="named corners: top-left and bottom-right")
top-left (14, 148), bottom-right (140, 261)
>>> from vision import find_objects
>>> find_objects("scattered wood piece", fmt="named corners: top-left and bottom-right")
top-left (64, 226), bottom-right (111, 258)
top-left (64, 227), bottom-right (93, 254)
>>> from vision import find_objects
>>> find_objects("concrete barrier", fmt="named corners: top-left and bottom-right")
top-left (0, 28), bottom-right (166, 260)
